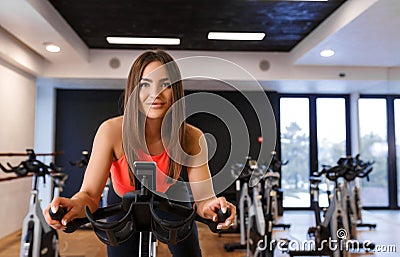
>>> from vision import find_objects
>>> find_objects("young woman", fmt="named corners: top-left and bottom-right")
top-left (43, 50), bottom-right (236, 257)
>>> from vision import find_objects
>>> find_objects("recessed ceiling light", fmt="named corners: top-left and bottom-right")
top-left (43, 43), bottom-right (61, 53)
top-left (320, 49), bottom-right (335, 57)
top-left (106, 37), bottom-right (181, 45)
top-left (269, 0), bottom-right (328, 1)
top-left (208, 32), bottom-right (265, 41)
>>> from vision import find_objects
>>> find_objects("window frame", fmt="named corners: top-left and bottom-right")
top-left (277, 93), bottom-right (400, 210)
top-left (278, 94), bottom-right (351, 210)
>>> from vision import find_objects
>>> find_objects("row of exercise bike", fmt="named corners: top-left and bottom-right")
top-left (222, 153), bottom-right (377, 257)
top-left (0, 149), bottom-right (376, 257)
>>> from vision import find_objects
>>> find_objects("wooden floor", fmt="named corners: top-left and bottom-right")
top-left (1, 210), bottom-right (399, 257)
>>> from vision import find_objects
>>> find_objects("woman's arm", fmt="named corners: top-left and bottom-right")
top-left (185, 125), bottom-right (236, 229)
top-left (44, 118), bottom-right (120, 229)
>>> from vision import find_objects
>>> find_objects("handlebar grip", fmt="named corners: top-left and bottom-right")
top-left (216, 208), bottom-right (231, 222)
top-left (65, 203), bottom-right (124, 234)
top-left (49, 206), bottom-right (89, 233)
top-left (196, 208), bottom-right (232, 233)
top-left (63, 217), bottom-right (89, 233)
top-left (49, 207), bottom-right (67, 221)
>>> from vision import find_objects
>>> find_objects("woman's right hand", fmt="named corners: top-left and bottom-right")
top-left (43, 196), bottom-right (86, 230)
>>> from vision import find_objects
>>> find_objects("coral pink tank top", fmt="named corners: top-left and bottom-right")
top-left (110, 150), bottom-right (172, 196)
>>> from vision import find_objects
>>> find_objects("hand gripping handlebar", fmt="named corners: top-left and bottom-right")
top-left (50, 190), bottom-right (231, 246)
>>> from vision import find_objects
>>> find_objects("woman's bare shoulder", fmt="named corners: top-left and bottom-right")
top-left (97, 116), bottom-right (123, 138)
top-left (94, 116), bottom-right (124, 159)
top-left (100, 115), bottom-right (122, 127)
top-left (184, 124), bottom-right (204, 153)
top-left (185, 123), bottom-right (203, 139)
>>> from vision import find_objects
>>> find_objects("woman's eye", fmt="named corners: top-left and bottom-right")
top-left (139, 82), bottom-right (150, 88)
top-left (161, 82), bottom-right (171, 88)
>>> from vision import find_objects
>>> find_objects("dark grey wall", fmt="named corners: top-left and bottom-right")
top-left (55, 89), bottom-right (123, 197)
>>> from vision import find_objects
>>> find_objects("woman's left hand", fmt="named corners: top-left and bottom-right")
top-left (197, 196), bottom-right (236, 230)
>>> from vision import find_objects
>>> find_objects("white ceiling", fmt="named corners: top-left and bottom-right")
top-left (0, 0), bottom-right (399, 94)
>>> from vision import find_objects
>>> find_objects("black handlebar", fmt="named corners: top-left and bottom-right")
top-left (269, 151), bottom-right (288, 171)
top-left (69, 150), bottom-right (89, 168)
top-left (315, 155), bottom-right (374, 182)
top-left (51, 205), bottom-right (123, 233)
top-left (0, 149), bottom-right (62, 177)
top-left (49, 207), bottom-right (67, 221)
top-left (53, 207), bottom-right (231, 234)
top-left (231, 152), bottom-right (288, 183)
top-left (196, 208), bottom-right (231, 233)
top-left (50, 192), bottom-right (231, 240)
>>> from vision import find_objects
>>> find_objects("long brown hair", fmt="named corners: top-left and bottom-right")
top-left (123, 50), bottom-right (186, 185)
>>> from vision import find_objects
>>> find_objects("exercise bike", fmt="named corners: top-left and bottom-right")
top-left (336, 156), bottom-right (376, 243)
top-left (262, 151), bottom-right (290, 230)
top-left (51, 161), bottom-right (230, 257)
top-left (346, 155), bottom-right (377, 231)
top-left (0, 149), bottom-right (66, 257)
top-left (289, 163), bottom-right (350, 257)
top-left (289, 156), bottom-right (375, 257)
top-left (225, 157), bottom-right (276, 257)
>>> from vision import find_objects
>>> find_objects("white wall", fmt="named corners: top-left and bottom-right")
top-left (0, 59), bottom-right (36, 239)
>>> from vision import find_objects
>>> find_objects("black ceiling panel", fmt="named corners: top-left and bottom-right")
top-left (49, 0), bottom-right (346, 51)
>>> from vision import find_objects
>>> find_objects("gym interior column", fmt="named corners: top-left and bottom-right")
top-left (350, 92), bottom-right (360, 156)
top-left (34, 78), bottom-right (56, 209)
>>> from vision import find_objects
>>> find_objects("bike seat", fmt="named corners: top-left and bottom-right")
top-left (309, 176), bottom-right (322, 184)
top-left (51, 172), bottom-right (68, 181)
top-left (265, 171), bottom-right (280, 179)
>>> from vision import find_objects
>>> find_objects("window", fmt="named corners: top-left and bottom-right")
top-left (316, 98), bottom-right (347, 207)
top-left (394, 99), bottom-right (400, 206)
top-left (358, 98), bottom-right (388, 206)
top-left (280, 97), bottom-right (310, 207)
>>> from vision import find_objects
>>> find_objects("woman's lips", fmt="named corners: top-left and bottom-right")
top-left (147, 102), bottom-right (164, 108)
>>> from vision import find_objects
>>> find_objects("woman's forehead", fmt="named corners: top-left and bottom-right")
top-left (141, 61), bottom-right (169, 80)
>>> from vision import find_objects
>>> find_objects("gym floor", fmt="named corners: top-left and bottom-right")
top-left (0, 210), bottom-right (398, 257)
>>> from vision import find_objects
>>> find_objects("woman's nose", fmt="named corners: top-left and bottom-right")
top-left (149, 85), bottom-right (163, 97)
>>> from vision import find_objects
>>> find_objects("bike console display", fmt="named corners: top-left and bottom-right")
top-left (133, 161), bottom-right (156, 192)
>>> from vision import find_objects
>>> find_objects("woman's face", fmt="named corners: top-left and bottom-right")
top-left (138, 61), bottom-right (173, 120)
